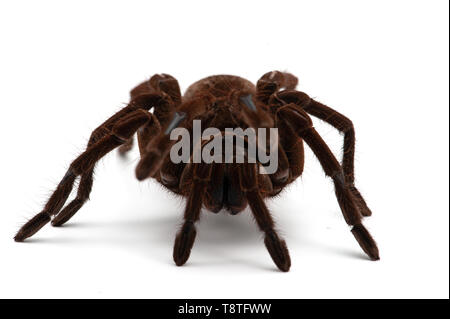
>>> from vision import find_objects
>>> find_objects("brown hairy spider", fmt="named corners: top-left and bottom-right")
top-left (15, 71), bottom-right (379, 271)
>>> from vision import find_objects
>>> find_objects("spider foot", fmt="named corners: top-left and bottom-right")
top-left (264, 230), bottom-right (291, 272)
top-left (14, 212), bottom-right (51, 242)
top-left (351, 224), bottom-right (379, 261)
top-left (173, 222), bottom-right (197, 266)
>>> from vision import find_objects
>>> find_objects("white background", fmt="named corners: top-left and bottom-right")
top-left (0, 0), bottom-right (448, 299)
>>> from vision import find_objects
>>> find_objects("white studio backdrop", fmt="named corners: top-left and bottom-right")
top-left (0, 0), bottom-right (448, 298)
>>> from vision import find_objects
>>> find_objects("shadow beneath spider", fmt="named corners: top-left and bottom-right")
top-left (24, 205), bottom-right (371, 268)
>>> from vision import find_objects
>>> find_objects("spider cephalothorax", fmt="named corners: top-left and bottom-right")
top-left (15, 71), bottom-right (379, 271)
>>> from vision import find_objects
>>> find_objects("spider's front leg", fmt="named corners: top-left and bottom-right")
top-left (234, 163), bottom-right (291, 272)
top-left (277, 105), bottom-right (379, 260)
top-left (173, 162), bottom-right (212, 266)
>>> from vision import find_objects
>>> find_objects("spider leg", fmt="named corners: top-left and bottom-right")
top-left (173, 162), bottom-right (212, 266)
top-left (14, 108), bottom-right (155, 241)
top-left (276, 90), bottom-right (372, 216)
top-left (277, 105), bottom-right (379, 261)
top-left (235, 162), bottom-right (291, 272)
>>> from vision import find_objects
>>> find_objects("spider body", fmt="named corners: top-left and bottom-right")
top-left (15, 71), bottom-right (379, 271)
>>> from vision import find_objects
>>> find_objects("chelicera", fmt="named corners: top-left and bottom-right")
top-left (15, 71), bottom-right (379, 271)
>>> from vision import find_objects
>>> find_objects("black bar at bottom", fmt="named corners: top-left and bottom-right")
top-left (0, 299), bottom-right (447, 318)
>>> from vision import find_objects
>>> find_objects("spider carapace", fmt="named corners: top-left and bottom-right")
top-left (15, 71), bottom-right (379, 271)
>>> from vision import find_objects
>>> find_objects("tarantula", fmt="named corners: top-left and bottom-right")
top-left (15, 71), bottom-right (379, 271)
